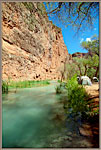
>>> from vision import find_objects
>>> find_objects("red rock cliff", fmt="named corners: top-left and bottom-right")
top-left (2, 2), bottom-right (69, 81)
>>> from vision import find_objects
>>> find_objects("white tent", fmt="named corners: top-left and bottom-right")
top-left (81, 76), bottom-right (92, 86)
top-left (78, 76), bottom-right (92, 86)
top-left (93, 77), bottom-right (99, 82)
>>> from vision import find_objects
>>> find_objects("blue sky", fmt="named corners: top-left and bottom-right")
top-left (44, 3), bottom-right (99, 54)
top-left (61, 19), bottom-right (99, 54)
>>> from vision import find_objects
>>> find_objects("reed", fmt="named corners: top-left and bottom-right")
top-left (2, 81), bottom-right (9, 94)
top-left (8, 80), bottom-right (50, 88)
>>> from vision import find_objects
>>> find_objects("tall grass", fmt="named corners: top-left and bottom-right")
top-left (2, 80), bottom-right (50, 93)
top-left (9, 80), bottom-right (50, 88)
top-left (2, 81), bottom-right (9, 94)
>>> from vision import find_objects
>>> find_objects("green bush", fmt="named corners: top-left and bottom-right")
top-left (57, 80), bottom-right (61, 83)
top-left (66, 75), bottom-right (89, 115)
top-left (55, 82), bottom-right (67, 94)
top-left (2, 81), bottom-right (9, 94)
top-left (87, 68), bottom-right (96, 79)
top-left (55, 85), bottom-right (62, 94)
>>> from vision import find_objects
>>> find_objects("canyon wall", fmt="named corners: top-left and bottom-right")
top-left (72, 52), bottom-right (87, 58)
top-left (2, 2), bottom-right (69, 81)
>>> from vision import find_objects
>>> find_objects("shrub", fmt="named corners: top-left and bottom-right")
top-left (57, 80), bottom-right (61, 83)
top-left (65, 75), bottom-right (89, 116)
top-left (55, 82), bottom-right (67, 94)
top-left (87, 68), bottom-right (96, 79)
top-left (55, 85), bottom-right (62, 94)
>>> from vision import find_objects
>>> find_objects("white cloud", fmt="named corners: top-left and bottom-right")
top-left (86, 38), bottom-right (91, 42)
top-left (80, 38), bottom-right (84, 43)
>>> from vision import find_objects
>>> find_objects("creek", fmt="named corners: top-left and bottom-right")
top-left (2, 81), bottom-right (93, 148)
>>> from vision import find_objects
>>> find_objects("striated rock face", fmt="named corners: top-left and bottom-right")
top-left (2, 2), bottom-right (68, 81)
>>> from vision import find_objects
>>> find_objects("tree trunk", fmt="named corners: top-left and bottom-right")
top-left (95, 66), bottom-right (99, 77)
top-left (84, 65), bottom-right (87, 76)
top-left (61, 72), bottom-right (64, 82)
top-left (78, 65), bottom-right (82, 76)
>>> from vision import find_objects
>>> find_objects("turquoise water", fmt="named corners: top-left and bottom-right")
top-left (2, 82), bottom-right (93, 148)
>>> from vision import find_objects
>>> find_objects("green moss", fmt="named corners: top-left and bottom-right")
top-left (22, 2), bottom-right (35, 12)
top-left (28, 24), bottom-right (34, 31)
top-left (37, 2), bottom-right (47, 15)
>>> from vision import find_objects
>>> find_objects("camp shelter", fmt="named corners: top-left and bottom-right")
top-left (81, 76), bottom-right (92, 86)
top-left (77, 76), bottom-right (92, 86)
top-left (93, 77), bottom-right (99, 82)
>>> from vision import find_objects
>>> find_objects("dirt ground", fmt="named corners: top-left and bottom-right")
top-left (85, 83), bottom-right (99, 111)
top-left (80, 83), bottom-right (99, 148)
top-left (85, 83), bottom-right (99, 98)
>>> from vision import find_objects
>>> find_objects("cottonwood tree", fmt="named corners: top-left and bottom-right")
top-left (72, 57), bottom-right (88, 76)
top-left (59, 56), bottom-right (69, 81)
top-left (81, 35), bottom-right (99, 56)
top-left (72, 55), bottom-right (99, 79)
top-left (66, 62), bottom-right (79, 79)
top-left (81, 35), bottom-right (99, 78)
top-left (45, 2), bottom-right (99, 33)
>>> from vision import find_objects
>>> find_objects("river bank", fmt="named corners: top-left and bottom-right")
top-left (2, 80), bottom-right (50, 94)
top-left (79, 83), bottom-right (99, 148)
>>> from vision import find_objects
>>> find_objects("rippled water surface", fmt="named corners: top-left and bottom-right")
top-left (2, 82), bottom-right (93, 148)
